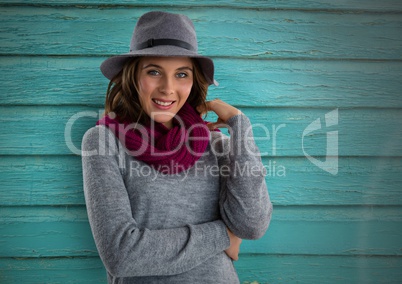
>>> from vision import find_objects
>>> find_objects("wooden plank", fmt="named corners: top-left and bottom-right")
top-left (1, 106), bottom-right (401, 156)
top-left (0, 257), bottom-right (106, 284)
top-left (0, 206), bottom-right (401, 257)
top-left (1, 7), bottom-right (402, 59)
top-left (234, 254), bottom-right (402, 284)
top-left (266, 156), bottom-right (402, 206)
top-left (241, 205), bottom-right (402, 255)
top-left (0, 206), bottom-right (98, 258)
top-left (0, 56), bottom-right (107, 106)
top-left (0, 155), bottom-right (85, 206)
top-left (2, 0), bottom-right (402, 12)
top-left (0, 106), bottom-right (99, 156)
top-left (1, 254), bottom-right (401, 284)
top-left (1, 156), bottom-right (401, 206)
top-left (2, 56), bottom-right (402, 108)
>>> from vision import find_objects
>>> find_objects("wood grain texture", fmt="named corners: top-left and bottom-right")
top-left (1, 254), bottom-right (401, 284)
top-left (1, 7), bottom-right (402, 59)
top-left (0, 156), bottom-right (84, 206)
top-left (1, 206), bottom-right (401, 257)
top-left (1, 1), bottom-right (402, 283)
top-left (1, 156), bottom-right (401, 206)
top-left (1, 56), bottom-right (402, 108)
top-left (2, 0), bottom-right (402, 12)
top-left (241, 206), bottom-right (402, 255)
top-left (0, 257), bottom-right (106, 284)
top-left (1, 106), bottom-right (401, 156)
top-left (234, 254), bottom-right (402, 284)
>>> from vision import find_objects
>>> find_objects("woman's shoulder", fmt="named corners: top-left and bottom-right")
top-left (82, 125), bottom-right (114, 142)
top-left (81, 125), bottom-right (119, 152)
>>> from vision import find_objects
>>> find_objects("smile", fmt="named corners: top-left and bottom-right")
top-left (153, 99), bottom-right (174, 106)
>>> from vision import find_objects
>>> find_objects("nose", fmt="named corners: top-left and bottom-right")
top-left (159, 75), bottom-right (174, 95)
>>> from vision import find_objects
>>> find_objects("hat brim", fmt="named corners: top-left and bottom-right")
top-left (100, 45), bottom-right (218, 86)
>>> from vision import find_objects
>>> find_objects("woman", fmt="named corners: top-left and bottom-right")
top-left (82, 11), bottom-right (272, 284)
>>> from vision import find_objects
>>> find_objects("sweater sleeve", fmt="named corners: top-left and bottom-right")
top-left (217, 114), bottom-right (273, 240)
top-left (81, 126), bottom-right (230, 278)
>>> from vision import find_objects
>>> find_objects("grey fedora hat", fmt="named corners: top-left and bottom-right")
top-left (100, 11), bottom-right (218, 86)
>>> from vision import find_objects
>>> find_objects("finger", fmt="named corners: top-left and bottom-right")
top-left (206, 122), bottom-right (217, 131)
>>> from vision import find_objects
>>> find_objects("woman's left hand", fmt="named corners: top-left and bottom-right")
top-left (197, 99), bottom-right (242, 130)
top-left (225, 228), bottom-right (242, 261)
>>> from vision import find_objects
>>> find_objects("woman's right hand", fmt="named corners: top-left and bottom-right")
top-left (197, 99), bottom-right (242, 131)
top-left (225, 228), bottom-right (242, 261)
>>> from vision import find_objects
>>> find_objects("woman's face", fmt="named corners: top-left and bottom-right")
top-left (137, 56), bottom-right (194, 129)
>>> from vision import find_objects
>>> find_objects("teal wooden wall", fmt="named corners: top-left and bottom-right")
top-left (1, 1), bottom-right (402, 283)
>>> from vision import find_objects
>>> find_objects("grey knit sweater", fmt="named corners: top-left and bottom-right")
top-left (82, 114), bottom-right (272, 284)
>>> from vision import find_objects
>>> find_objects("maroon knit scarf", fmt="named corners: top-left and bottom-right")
top-left (97, 102), bottom-right (210, 174)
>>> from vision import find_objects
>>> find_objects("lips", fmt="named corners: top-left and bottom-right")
top-left (153, 99), bottom-right (174, 106)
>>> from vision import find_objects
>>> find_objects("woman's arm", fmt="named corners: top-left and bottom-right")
top-left (82, 126), bottom-right (230, 278)
top-left (202, 99), bottom-right (273, 240)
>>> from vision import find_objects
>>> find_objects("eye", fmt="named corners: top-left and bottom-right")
top-left (176, 72), bottom-right (188, 78)
top-left (147, 70), bottom-right (160, 76)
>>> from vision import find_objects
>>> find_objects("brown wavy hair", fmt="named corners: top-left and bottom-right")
top-left (104, 57), bottom-right (209, 125)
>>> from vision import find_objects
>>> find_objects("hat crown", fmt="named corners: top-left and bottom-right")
top-left (100, 11), bottom-right (216, 85)
top-left (130, 11), bottom-right (198, 52)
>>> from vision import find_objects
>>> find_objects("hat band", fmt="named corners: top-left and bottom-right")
top-left (132, 38), bottom-right (196, 52)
